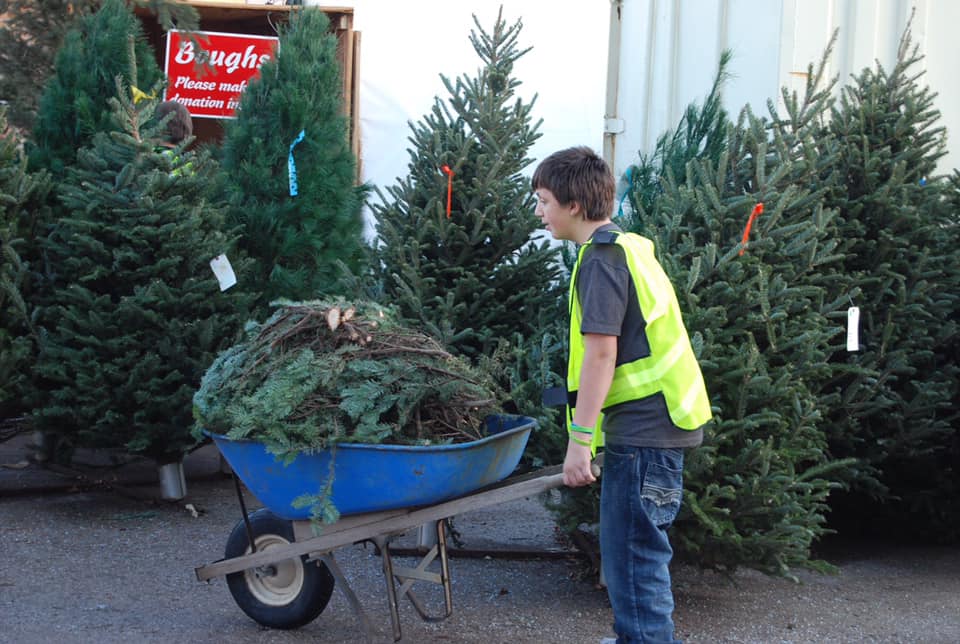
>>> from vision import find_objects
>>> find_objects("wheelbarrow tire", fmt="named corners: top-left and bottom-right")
top-left (224, 508), bottom-right (335, 630)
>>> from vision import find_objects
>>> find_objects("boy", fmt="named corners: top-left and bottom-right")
top-left (153, 100), bottom-right (194, 176)
top-left (155, 100), bottom-right (193, 148)
top-left (531, 146), bottom-right (711, 643)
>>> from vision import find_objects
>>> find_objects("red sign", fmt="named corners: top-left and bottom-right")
top-left (163, 29), bottom-right (278, 119)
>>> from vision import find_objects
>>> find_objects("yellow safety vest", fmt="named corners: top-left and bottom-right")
top-left (567, 230), bottom-right (712, 449)
top-left (154, 146), bottom-right (194, 177)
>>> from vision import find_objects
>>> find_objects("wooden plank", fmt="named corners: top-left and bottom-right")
top-left (196, 469), bottom-right (568, 581)
top-left (340, 27), bottom-right (354, 119)
top-left (159, 2), bottom-right (295, 23)
top-left (348, 30), bottom-right (360, 170)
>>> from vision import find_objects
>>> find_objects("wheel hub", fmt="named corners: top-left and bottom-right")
top-left (244, 534), bottom-right (305, 606)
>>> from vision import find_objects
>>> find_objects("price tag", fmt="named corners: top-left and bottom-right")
top-left (847, 306), bottom-right (860, 351)
top-left (210, 254), bottom-right (237, 291)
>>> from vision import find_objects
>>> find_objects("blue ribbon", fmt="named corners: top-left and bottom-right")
top-left (288, 129), bottom-right (306, 197)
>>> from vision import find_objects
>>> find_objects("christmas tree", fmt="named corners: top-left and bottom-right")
top-left (32, 81), bottom-right (251, 463)
top-left (219, 7), bottom-right (366, 318)
top-left (29, 0), bottom-right (162, 174)
top-left (0, 108), bottom-right (52, 419)
top-left (819, 29), bottom-right (960, 540)
top-left (621, 52), bottom-right (856, 575)
top-left (371, 8), bottom-right (563, 361)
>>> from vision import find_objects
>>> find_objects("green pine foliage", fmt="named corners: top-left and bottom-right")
top-left (29, 0), bottom-right (161, 174)
top-left (940, 170), bottom-right (960, 532)
top-left (0, 109), bottom-right (53, 418)
top-left (621, 56), bottom-right (856, 576)
top-left (482, 310), bottom-right (568, 469)
top-left (819, 31), bottom-right (960, 540)
top-left (371, 9), bottom-right (563, 361)
top-left (193, 300), bottom-right (500, 460)
top-left (944, 170), bottom-right (960, 387)
top-left (219, 8), bottom-right (367, 318)
top-left (32, 81), bottom-right (251, 463)
top-left (193, 299), bottom-right (503, 526)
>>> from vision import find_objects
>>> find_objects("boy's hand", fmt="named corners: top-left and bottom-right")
top-left (563, 441), bottom-right (596, 487)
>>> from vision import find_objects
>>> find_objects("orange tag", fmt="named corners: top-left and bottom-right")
top-left (739, 203), bottom-right (764, 256)
top-left (441, 165), bottom-right (454, 218)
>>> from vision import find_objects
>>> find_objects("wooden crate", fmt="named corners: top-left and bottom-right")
top-left (135, 2), bottom-right (359, 165)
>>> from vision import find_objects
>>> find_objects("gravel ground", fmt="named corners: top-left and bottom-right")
top-left (1, 475), bottom-right (959, 644)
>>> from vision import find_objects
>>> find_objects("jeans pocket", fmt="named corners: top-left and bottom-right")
top-left (640, 461), bottom-right (683, 528)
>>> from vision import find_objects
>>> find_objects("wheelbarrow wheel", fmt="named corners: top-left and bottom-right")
top-left (224, 508), bottom-right (335, 629)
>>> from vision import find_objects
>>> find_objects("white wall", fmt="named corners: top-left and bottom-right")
top-left (609, 0), bottom-right (960, 180)
top-left (325, 0), bottom-right (608, 235)
top-left (607, 0), bottom-right (783, 171)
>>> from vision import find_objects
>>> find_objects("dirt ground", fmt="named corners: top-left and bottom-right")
top-left (2, 472), bottom-right (959, 644)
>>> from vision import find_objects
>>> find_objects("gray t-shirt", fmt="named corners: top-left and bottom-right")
top-left (576, 225), bottom-right (703, 448)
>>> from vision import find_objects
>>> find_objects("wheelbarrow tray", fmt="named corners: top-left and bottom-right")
top-left (207, 414), bottom-right (535, 520)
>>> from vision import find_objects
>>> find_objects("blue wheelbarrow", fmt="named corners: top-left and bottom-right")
top-left (195, 414), bottom-right (579, 642)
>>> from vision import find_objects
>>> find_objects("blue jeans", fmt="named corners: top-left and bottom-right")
top-left (600, 445), bottom-right (684, 644)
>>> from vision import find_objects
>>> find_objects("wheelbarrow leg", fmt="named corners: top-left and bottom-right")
top-left (375, 520), bottom-right (454, 641)
top-left (437, 519), bottom-right (453, 615)
top-left (395, 519), bottom-right (453, 622)
top-left (374, 535), bottom-right (404, 642)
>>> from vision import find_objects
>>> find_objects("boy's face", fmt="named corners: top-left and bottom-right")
top-left (534, 187), bottom-right (580, 241)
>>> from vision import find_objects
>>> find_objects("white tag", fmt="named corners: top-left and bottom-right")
top-left (210, 254), bottom-right (237, 291)
top-left (847, 306), bottom-right (860, 351)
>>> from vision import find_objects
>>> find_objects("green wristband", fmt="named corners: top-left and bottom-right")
top-left (569, 435), bottom-right (591, 447)
top-left (570, 423), bottom-right (594, 435)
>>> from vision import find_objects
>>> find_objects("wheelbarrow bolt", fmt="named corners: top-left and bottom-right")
top-left (254, 565), bottom-right (277, 578)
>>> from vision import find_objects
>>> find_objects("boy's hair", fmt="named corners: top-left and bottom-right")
top-left (155, 100), bottom-right (193, 144)
top-left (531, 146), bottom-right (615, 221)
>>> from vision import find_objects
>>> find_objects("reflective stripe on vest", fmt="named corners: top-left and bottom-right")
top-left (567, 231), bottom-right (712, 431)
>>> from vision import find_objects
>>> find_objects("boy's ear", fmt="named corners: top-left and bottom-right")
top-left (569, 201), bottom-right (583, 217)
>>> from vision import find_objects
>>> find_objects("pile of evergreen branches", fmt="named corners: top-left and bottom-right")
top-left (193, 300), bottom-right (502, 461)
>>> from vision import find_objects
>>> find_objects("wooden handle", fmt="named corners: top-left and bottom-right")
top-left (591, 452), bottom-right (604, 478)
